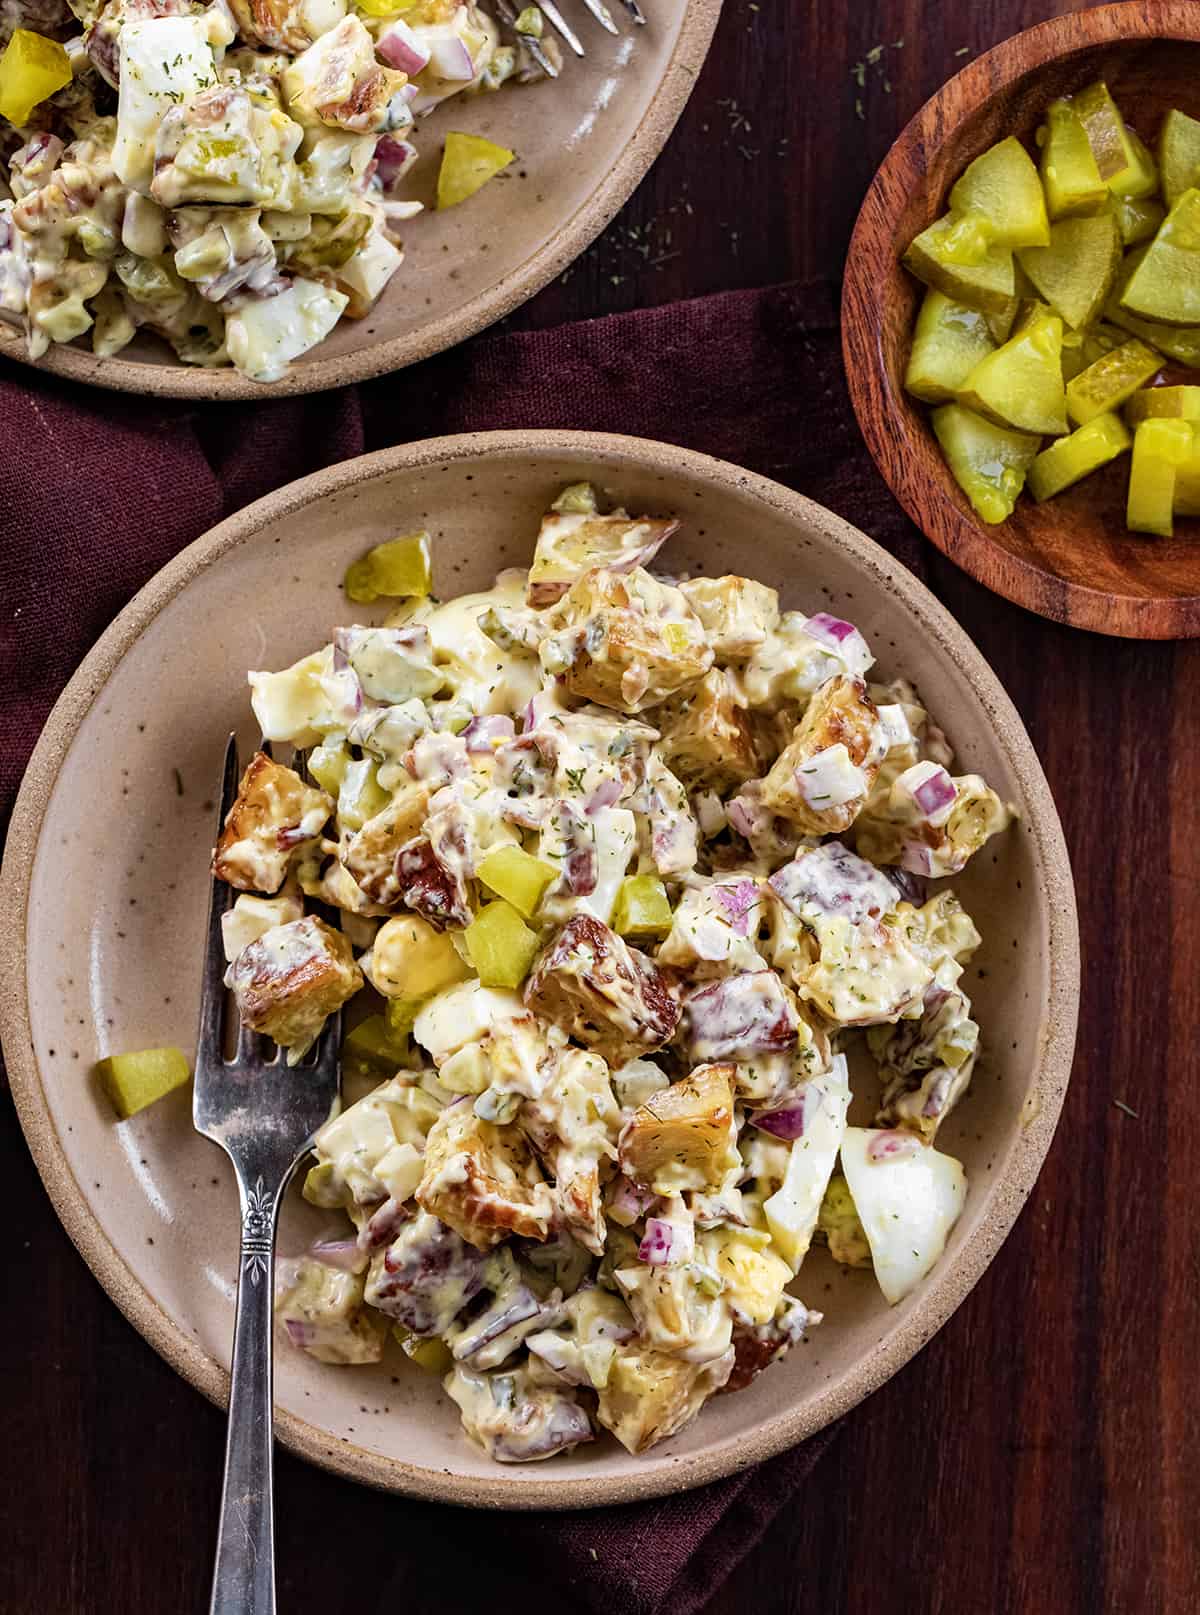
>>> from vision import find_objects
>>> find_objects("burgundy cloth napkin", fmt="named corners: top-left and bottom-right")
top-left (0, 278), bottom-right (926, 1613)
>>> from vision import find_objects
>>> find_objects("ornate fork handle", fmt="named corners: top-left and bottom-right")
top-left (208, 1169), bottom-right (286, 1615)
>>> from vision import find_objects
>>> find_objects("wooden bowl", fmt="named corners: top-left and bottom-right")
top-left (0, 430), bottom-right (1079, 1507)
top-left (843, 0), bottom-right (1200, 640)
top-left (0, 0), bottom-right (719, 400)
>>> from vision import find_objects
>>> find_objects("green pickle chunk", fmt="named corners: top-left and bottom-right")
top-left (303, 1161), bottom-right (347, 1209)
top-left (1119, 189), bottom-right (1200, 327)
top-left (96, 1046), bottom-right (191, 1119)
top-left (611, 875), bottom-right (673, 939)
top-left (1125, 386), bottom-right (1200, 423)
top-left (464, 901), bottom-right (540, 989)
top-left (343, 531), bottom-right (432, 603)
top-left (1113, 195), bottom-right (1165, 247)
top-left (342, 1013), bottom-right (409, 1083)
top-left (1028, 413), bottom-right (1131, 502)
top-left (1127, 417), bottom-right (1193, 536)
top-left (476, 844), bottom-right (556, 918)
top-left (904, 290), bottom-right (996, 403)
top-left (958, 305), bottom-right (1067, 434)
top-left (1037, 99), bottom-right (1107, 218)
top-left (902, 214), bottom-right (1016, 313)
top-left (948, 136), bottom-right (1050, 249)
top-left (1158, 109), bottom-right (1200, 210)
top-left (1108, 127), bottom-right (1158, 202)
top-left (1018, 211), bottom-right (1122, 330)
top-left (932, 403), bottom-right (1042, 524)
top-left (1073, 81), bottom-right (1140, 186)
top-left (1065, 338), bottom-right (1162, 426)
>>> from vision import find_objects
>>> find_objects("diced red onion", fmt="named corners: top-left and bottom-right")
top-left (805, 611), bottom-right (857, 647)
top-left (912, 766), bottom-right (957, 818)
top-left (284, 1318), bottom-right (316, 1348)
top-left (638, 1217), bottom-right (693, 1266)
top-left (726, 795), bottom-right (757, 840)
top-left (610, 1175), bottom-right (656, 1220)
top-left (900, 840), bottom-right (937, 877)
top-left (310, 1237), bottom-right (367, 1273)
top-left (374, 134), bottom-right (419, 192)
top-left (427, 33), bottom-right (475, 79)
top-left (585, 777), bottom-right (622, 815)
top-left (276, 824), bottom-right (313, 850)
top-left (867, 1130), bottom-right (922, 1163)
top-left (357, 1195), bottom-right (412, 1252)
top-left (751, 1084), bottom-right (820, 1141)
top-left (462, 713), bottom-right (515, 754)
top-left (376, 18), bottom-right (431, 72)
top-left (713, 879), bottom-right (759, 936)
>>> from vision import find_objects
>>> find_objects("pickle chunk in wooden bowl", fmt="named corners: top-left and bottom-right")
top-left (844, 0), bottom-right (1200, 638)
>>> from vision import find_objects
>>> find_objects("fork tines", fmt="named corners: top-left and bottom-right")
top-left (494, 0), bottom-right (644, 76)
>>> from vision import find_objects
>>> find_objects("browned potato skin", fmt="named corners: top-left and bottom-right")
top-left (594, 1342), bottom-right (734, 1455)
top-left (618, 1062), bottom-right (737, 1192)
top-left (526, 513), bottom-right (681, 607)
top-left (551, 569), bottom-right (713, 715)
top-left (524, 914), bottom-right (680, 1067)
top-left (678, 574), bottom-right (780, 660)
top-left (342, 781), bottom-right (431, 906)
top-left (226, 915), bottom-right (362, 1046)
top-left (759, 675), bottom-right (883, 834)
top-left (228, 0), bottom-right (334, 51)
top-left (213, 751), bottom-right (333, 894)
top-left (655, 669), bottom-right (759, 791)
top-left (416, 1103), bottom-right (554, 1250)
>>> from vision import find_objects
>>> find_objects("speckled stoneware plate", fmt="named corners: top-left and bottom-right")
top-left (0, 430), bottom-right (1079, 1508)
top-left (0, 2), bottom-right (719, 400)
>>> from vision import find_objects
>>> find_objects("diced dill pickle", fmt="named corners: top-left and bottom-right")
top-left (343, 531), bottom-right (432, 603)
top-left (1037, 99), bottom-right (1108, 218)
top-left (958, 305), bottom-right (1067, 434)
top-left (1125, 385), bottom-right (1200, 423)
top-left (463, 901), bottom-right (540, 989)
top-left (1158, 108), bottom-right (1200, 210)
top-left (1017, 211), bottom-right (1122, 329)
top-left (95, 1046), bottom-right (191, 1119)
top-left (1173, 441), bottom-right (1200, 515)
top-left (343, 1013), bottom-right (408, 1068)
top-left (984, 297), bottom-right (1020, 344)
top-left (1105, 250), bottom-right (1200, 367)
top-left (1073, 81), bottom-right (1140, 186)
top-left (931, 404), bottom-right (1042, 524)
top-left (308, 741), bottom-right (351, 796)
top-left (551, 482), bottom-right (599, 515)
top-left (1113, 194), bottom-right (1165, 246)
top-left (303, 1162), bottom-right (346, 1208)
top-left (436, 131), bottom-right (515, 210)
top-left (0, 29), bottom-right (72, 127)
top-left (611, 875), bottom-right (673, 939)
top-left (1126, 417), bottom-right (1192, 536)
top-left (1119, 189), bottom-right (1200, 326)
top-left (948, 136), bottom-right (1050, 249)
top-left (902, 214), bottom-right (1016, 312)
top-left (1065, 338), bottom-right (1161, 426)
top-left (385, 997), bottom-right (424, 1038)
top-left (476, 844), bottom-right (556, 918)
top-left (395, 1328), bottom-right (454, 1373)
top-left (337, 757), bottom-right (388, 832)
top-left (1109, 126), bottom-right (1158, 201)
top-left (904, 290), bottom-right (996, 403)
top-left (1028, 413), bottom-right (1131, 501)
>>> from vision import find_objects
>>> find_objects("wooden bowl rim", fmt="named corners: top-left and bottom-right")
top-left (842, 0), bottom-right (1200, 640)
top-left (0, 430), bottom-right (1080, 1507)
top-left (0, 0), bottom-right (721, 401)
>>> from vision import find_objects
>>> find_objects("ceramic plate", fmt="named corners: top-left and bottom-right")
top-left (0, 431), bottom-right (1080, 1507)
top-left (0, 2), bottom-right (720, 399)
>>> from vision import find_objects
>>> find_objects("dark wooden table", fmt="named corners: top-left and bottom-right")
top-left (4, 1), bottom-right (1198, 1611)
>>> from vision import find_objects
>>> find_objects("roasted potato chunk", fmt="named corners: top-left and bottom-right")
top-left (594, 1341), bottom-right (734, 1454)
top-left (229, 0), bottom-right (346, 53)
top-left (341, 781), bottom-right (430, 906)
top-left (618, 1063), bottom-right (740, 1193)
top-left (680, 970), bottom-right (799, 1063)
top-left (854, 762), bottom-right (1013, 877)
top-left (526, 508), bottom-right (679, 607)
top-left (276, 1256), bottom-right (386, 1364)
top-left (446, 1362), bottom-right (594, 1463)
top-left (654, 669), bottom-right (758, 791)
top-left (416, 1101), bottom-right (555, 1249)
top-left (524, 915), bottom-right (680, 1067)
top-left (678, 574), bottom-right (780, 660)
top-left (725, 1296), bottom-right (820, 1391)
top-left (363, 1210), bottom-right (488, 1336)
top-left (282, 15), bottom-right (408, 134)
top-left (758, 675), bottom-right (887, 834)
top-left (520, 1048), bottom-right (620, 1255)
top-left (212, 751), bottom-right (332, 894)
top-left (225, 914), bottom-right (363, 1058)
top-left (540, 568), bottom-right (713, 714)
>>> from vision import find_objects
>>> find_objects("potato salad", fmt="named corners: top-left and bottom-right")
top-left (0, 0), bottom-right (546, 380)
top-left (212, 486), bottom-right (1015, 1463)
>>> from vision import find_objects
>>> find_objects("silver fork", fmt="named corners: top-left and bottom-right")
top-left (193, 733), bottom-right (342, 1615)
top-left (494, 0), bottom-right (644, 79)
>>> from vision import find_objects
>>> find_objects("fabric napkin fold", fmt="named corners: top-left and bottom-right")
top-left (0, 277), bottom-right (923, 1613)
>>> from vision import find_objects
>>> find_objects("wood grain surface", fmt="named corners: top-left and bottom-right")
top-left (843, 0), bottom-right (1200, 638)
top-left (3, 2), bottom-right (1197, 1613)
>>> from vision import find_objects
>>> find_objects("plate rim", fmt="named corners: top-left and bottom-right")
top-left (840, 0), bottom-right (1200, 641)
top-left (0, 428), bottom-right (1081, 1508)
top-left (0, 0), bottom-right (722, 401)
